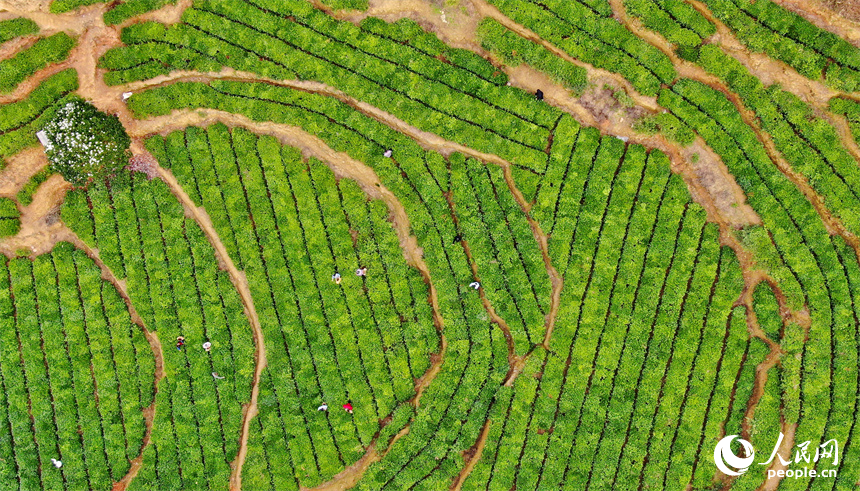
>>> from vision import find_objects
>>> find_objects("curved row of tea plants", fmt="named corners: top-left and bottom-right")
top-left (99, 0), bottom-right (563, 171)
top-left (704, 0), bottom-right (860, 91)
top-left (61, 172), bottom-right (256, 490)
top-left (0, 32), bottom-right (74, 94)
top-left (0, 243), bottom-right (155, 491)
top-left (143, 124), bottom-right (440, 487)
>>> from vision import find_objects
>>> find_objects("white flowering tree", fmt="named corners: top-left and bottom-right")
top-left (42, 98), bottom-right (130, 186)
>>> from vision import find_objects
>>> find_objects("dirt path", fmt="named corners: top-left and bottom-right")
top-left (127, 71), bottom-right (760, 346)
top-left (0, 6), bottom-right (280, 486)
top-left (328, 0), bottom-right (758, 234)
top-left (0, 34), bottom-right (37, 61)
top-left (0, 0), bottom-right (50, 13)
top-left (333, 0), bottom-right (484, 53)
top-left (606, 7), bottom-right (819, 476)
top-left (0, 2), bottom-right (104, 35)
top-left (302, 444), bottom-right (381, 491)
top-left (611, 0), bottom-right (860, 253)
top-left (125, 62), bottom-right (789, 491)
top-left (469, 0), bottom-right (660, 112)
top-left (130, 71), bottom-right (570, 371)
top-left (737, 303), bottom-right (783, 443)
top-left (758, 422), bottom-right (797, 491)
top-left (2, 1), bottom-right (853, 488)
top-left (820, 0), bottom-right (860, 23)
top-left (0, 173), bottom-right (68, 256)
top-left (127, 69), bottom-right (755, 227)
top-left (123, 70), bottom-right (514, 167)
top-left (450, 419), bottom-right (491, 491)
top-left (499, 163), bottom-right (565, 348)
top-left (442, 190), bottom-right (519, 366)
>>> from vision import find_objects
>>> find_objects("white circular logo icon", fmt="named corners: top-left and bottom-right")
top-left (714, 435), bottom-right (755, 476)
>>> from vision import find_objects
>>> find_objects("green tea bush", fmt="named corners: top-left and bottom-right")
top-left (0, 198), bottom-right (20, 238)
top-left (0, 18), bottom-right (39, 43)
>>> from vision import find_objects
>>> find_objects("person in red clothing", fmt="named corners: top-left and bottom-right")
top-left (343, 402), bottom-right (353, 414)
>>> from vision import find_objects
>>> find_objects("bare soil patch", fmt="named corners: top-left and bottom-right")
top-left (0, 172), bottom-right (69, 256)
top-left (0, 147), bottom-right (47, 198)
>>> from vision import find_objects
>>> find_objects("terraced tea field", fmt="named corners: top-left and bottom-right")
top-left (1, 0), bottom-right (860, 489)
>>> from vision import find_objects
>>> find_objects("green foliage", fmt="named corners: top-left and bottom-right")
top-left (62, 171), bottom-right (255, 490)
top-left (477, 18), bottom-right (587, 94)
top-left (107, 1), bottom-right (561, 170)
top-left (0, 197), bottom-right (20, 238)
top-left (705, 0), bottom-right (860, 90)
top-left (16, 167), bottom-right (53, 206)
top-left (0, 68), bottom-right (78, 158)
top-left (0, 32), bottom-right (75, 94)
top-left (625, 0), bottom-right (707, 48)
top-left (42, 98), bottom-right (130, 186)
top-left (634, 111), bottom-right (695, 146)
top-left (18, 2), bottom-right (860, 489)
top-left (49, 0), bottom-right (102, 12)
top-left (151, 125), bottom-right (440, 486)
top-left (780, 321), bottom-right (803, 425)
top-left (752, 281), bottom-right (781, 341)
top-left (317, 0), bottom-right (368, 10)
top-left (104, 0), bottom-right (176, 25)
top-left (486, 0), bottom-right (676, 96)
top-left (829, 96), bottom-right (860, 145)
top-left (0, 245), bottom-right (154, 489)
top-left (0, 18), bottom-right (39, 43)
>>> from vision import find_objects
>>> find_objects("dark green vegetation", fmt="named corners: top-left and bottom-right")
top-left (42, 98), bottom-right (130, 186)
top-left (487, 0), bottom-right (676, 96)
top-left (2, 0), bottom-right (860, 489)
top-left (705, 0), bottom-right (860, 90)
top-left (49, 0), bottom-right (102, 13)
